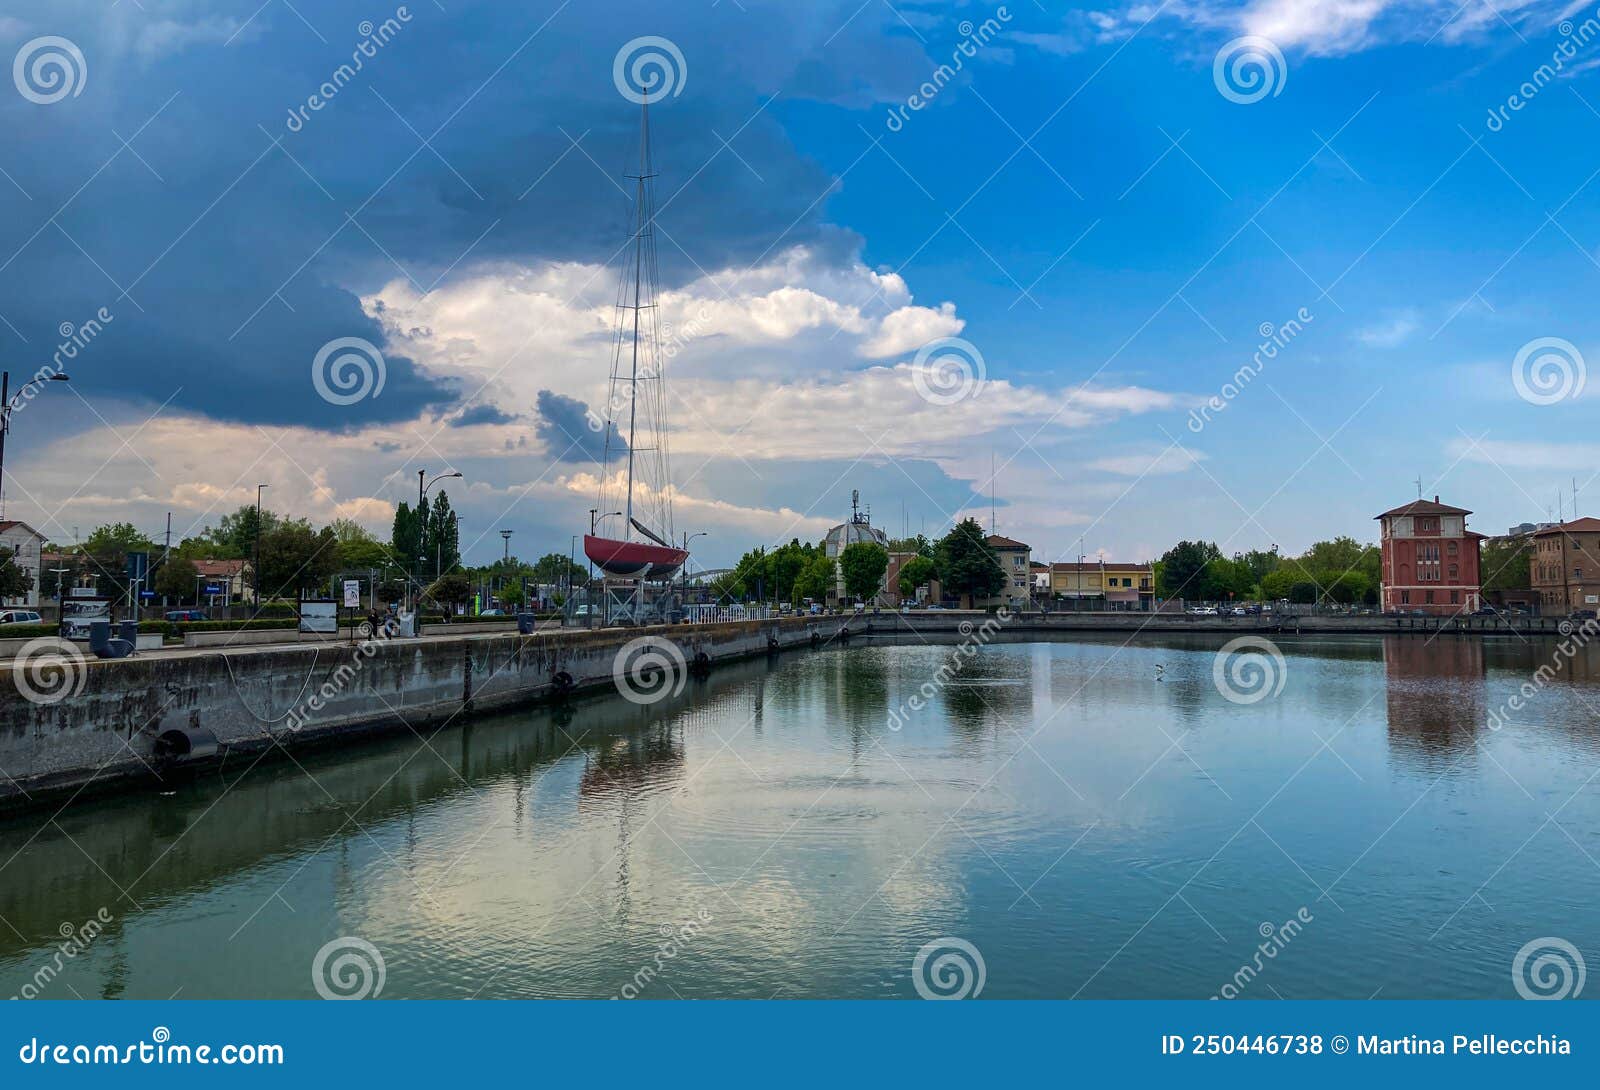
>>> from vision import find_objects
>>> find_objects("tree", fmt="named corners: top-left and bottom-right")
top-left (766, 539), bottom-right (816, 603)
top-left (1239, 548), bottom-right (1280, 585)
top-left (898, 554), bottom-right (937, 598)
top-left (426, 491), bottom-right (459, 577)
top-left (391, 501), bottom-right (422, 570)
top-left (886, 534), bottom-right (935, 559)
top-left (840, 542), bottom-right (889, 602)
top-left (1155, 540), bottom-right (1223, 599)
top-left (792, 554), bottom-right (834, 604)
top-left (213, 505), bottom-right (278, 556)
top-left (1261, 569), bottom-right (1297, 601)
top-left (153, 557), bottom-right (199, 602)
top-left (0, 548), bottom-right (33, 600)
top-left (257, 520), bottom-right (340, 600)
top-left (934, 518), bottom-right (1005, 605)
top-left (500, 583), bottom-right (526, 609)
top-left (530, 552), bottom-right (585, 587)
top-left (337, 535), bottom-right (395, 571)
top-left (1482, 537), bottom-right (1532, 591)
top-left (83, 523), bottom-right (157, 600)
top-left (425, 571), bottom-right (471, 611)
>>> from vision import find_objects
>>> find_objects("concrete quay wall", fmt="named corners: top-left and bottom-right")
top-left (0, 616), bottom-right (828, 812)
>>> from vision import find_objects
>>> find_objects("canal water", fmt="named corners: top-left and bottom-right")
top-left (3, 633), bottom-right (1599, 1000)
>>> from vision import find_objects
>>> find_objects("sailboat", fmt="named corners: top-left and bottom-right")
top-left (584, 93), bottom-right (688, 582)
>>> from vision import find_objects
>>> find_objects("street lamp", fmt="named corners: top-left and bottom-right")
top-left (253, 483), bottom-right (267, 609)
top-left (414, 469), bottom-right (462, 606)
top-left (0, 370), bottom-right (71, 516)
top-left (682, 530), bottom-right (708, 604)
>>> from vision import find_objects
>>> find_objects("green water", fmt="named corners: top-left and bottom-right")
top-left (3, 633), bottom-right (1598, 999)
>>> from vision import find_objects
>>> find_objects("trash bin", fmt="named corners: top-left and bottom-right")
top-left (516, 612), bottom-right (536, 634)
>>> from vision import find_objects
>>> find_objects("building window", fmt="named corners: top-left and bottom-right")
top-left (1401, 590), bottom-right (1410, 604)
top-left (1450, 590), bottom-right (1460, 604)
top-left (1425, 590), bottom-right (1435, 605)
top-left (1448, 565), bottom-right (1457, 579)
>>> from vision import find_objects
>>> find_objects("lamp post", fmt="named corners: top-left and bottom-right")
top-left (587, 509), bottom-right (621, 627)
top-left (0, 369), bottom-right (71, 517)
top-left (682, 530), bottom-right (708, 607)
top-left (414, 469), bottom-right (461, 607)
top-left (253, 483), bottom-right (267, 609)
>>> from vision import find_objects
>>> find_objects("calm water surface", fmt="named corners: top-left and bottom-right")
top-left (4, 634), bottom-right (1600, 999)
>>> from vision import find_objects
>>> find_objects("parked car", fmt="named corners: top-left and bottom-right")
top-left (1230, 607), bottom-right (1247, 616)
top-left (1571, 609), bottom-right (1598, 620)
top-left (0, 609), bottom-right (43, 626)
top-left (163, 609), bottom-right (208, 623)
top-left (479, 608), bottom-right (505, 617)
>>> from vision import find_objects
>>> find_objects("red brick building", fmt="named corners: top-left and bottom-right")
top-left (1375, 497), bottom-right (1483, 615)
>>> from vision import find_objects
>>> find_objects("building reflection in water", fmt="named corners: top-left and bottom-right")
top-left (1383, 636), bottom-right (1486, 771)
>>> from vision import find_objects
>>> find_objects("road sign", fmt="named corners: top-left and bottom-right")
top-left (139, 591), bottom-right (155, 599)
top-left (343, 580), bottom-right (361, 608)
top-left (204, 584), bottom-right (223, 595)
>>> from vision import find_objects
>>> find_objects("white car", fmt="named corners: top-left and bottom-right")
top-left (0, 609), bottom-right (42, 626)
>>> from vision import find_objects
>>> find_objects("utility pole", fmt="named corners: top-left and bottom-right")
top-left (500, 529), bottom-right (512, 564)
top-left (253, 484), bottom-right (267, 610)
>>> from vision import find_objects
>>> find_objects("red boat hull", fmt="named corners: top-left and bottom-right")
top-left (584, 535), bottom-right (688, 579)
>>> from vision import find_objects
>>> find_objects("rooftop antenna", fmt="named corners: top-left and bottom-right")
top-left (851, 488), bottom-right (860, 525)
top-left (1414, 475), bottom-right (1423, 499)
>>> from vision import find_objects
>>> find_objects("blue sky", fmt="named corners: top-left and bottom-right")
top-left (0, 0), bottom-right (1595, 567)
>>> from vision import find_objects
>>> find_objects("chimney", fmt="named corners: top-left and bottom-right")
top-left (1434, 495), bottom-right (1439, 503)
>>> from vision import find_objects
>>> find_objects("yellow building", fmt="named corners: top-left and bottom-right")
top-left (1049, 561), bottom-right (1154, 610)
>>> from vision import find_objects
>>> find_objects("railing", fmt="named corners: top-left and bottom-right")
top-left (683, 604), bottom-right (774, 624)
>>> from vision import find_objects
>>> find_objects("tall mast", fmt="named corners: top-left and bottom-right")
top-left (623, 94), bottom-right (650, 537)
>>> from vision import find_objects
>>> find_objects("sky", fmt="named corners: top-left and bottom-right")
top-left (0, 0), bottom-right (1596, 569)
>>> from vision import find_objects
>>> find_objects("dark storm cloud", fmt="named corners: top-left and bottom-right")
top-left (534, 389), bottom-right (619, 462)
top-left (0, 0), bottom-right (934, 431)
top-left (449, 403), bottom-right (519, 427)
